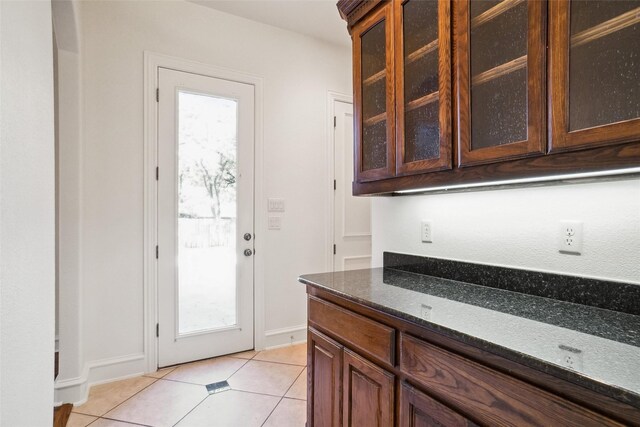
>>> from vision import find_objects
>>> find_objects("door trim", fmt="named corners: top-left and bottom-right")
top-left (143, 52), bottom-right (265, 373)
top-left (326, 92), bottom-right (353, 272)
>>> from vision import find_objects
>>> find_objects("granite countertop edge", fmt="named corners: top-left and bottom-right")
top-left (298, 274), bottom-right (640, 410)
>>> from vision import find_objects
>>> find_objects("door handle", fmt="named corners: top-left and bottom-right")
top-left (244, 249), bottom-right (253, 257)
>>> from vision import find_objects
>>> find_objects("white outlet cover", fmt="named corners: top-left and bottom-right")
top-left (557, 344), bottom-right (583, 371)
top-left (558, 221), bottom-right (583, 254)
top-left (268, 216), bottom-right (282, 230)
top-left (421, 221), bottom-right (432, 243)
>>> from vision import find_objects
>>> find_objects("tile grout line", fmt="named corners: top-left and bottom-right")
top-left (83, 377), bottom-right (160, 422)
top-left (259, 365), bottom-right (307, 427)
top-left (76, 346), bottom-right (306, 426)
top-left (170, 354), bottom-right (254, 426)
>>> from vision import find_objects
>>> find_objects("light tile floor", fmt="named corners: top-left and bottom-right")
top-left (70, 343), bottom-right (307, 427)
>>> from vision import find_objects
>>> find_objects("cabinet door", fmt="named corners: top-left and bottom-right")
top-left (308, 328), bottom-right (343, 427)
top-left (549, 0), bottom-right (640, 152)
top-left (457, 0), bottom-right (546, 166)
top-left (343, 349), bottom-right (394, 427)
top-left (395, 0), bottom-right (452, 176)
top-left (353, 2), bottom-right (395, 182)
top-left (399, 382), bottom-right (478, 427)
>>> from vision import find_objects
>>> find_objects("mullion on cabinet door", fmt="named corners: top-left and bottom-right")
top-left (353, 3), bottom-right (395, 183)
top-left (457, 0), bottom-right (546, 167)
top-left (549, 0), bottom-right (640, 152)
top-left (395, 0), bottom-right (452, 176)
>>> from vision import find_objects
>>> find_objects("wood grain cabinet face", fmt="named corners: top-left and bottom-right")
top-left (342, 349), bottom-right (394, 427)
top-left (457, 0), bottom-right (547, 166)
top-left (353, 3), bottom-right (395, 182)
top-left (395, 0), bottom-right (452, 176)
top-left (549, 0), bottom-right (640, 152)
top-left (308, 329), bottom-right (343, 427)
top-left (399, 382), bottom-right (478, 427)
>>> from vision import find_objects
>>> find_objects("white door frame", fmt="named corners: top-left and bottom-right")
top-left (144, 52), bottom-right (266, 373)
top-left (325, 91), bottom-right (354, 272)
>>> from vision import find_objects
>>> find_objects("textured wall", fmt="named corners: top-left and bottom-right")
top-left (0, 0), bottom-right (56, 423)
top-left (372, 178), bottom-right (640, 284)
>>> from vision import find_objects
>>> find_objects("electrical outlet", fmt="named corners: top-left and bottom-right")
top-left (557, 344), bottom-right (583, 371)
top-left (559, 221), bottom-right (583, 254)
top-left (421, 221), bottom-right (433, 243)
top-left (420, 304), bottom-right (433, 321)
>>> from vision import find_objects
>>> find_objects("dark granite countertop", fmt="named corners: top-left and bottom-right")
top-left (298, 253), bottom-right (640, 409)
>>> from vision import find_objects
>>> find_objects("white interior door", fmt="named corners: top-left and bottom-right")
top-left (158, 68), bottom-right (254, 367)
top-left (333, 100), bottom-right (372, 271)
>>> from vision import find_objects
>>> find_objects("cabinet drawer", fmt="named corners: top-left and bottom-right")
top-left (400, 334), bottom-right (621, 426)
top-left (308, 296), bottom-right (395, 366)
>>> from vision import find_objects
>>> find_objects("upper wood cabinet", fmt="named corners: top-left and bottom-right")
top-left (339, 0), bottom-right (640, 195)
top-left (549, 0), bottom-right (640, 152)
top-left (353, 0), bottom-right (452, 182)
top-left (457, 0), bottom-right (546, 167)
top-left (353, 3), bottom-right (395, 182)
top-left (395, 0), bottom-right (452, 176)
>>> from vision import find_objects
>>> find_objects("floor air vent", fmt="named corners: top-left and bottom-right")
top-left (205, 380), bottom-right (231, 394)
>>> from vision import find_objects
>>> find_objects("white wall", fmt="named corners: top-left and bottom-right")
top-left (0, 0), bottom-right (56, 424)
top-left (373, 178), bottom-right (640, 284)
top-left (55, 0), bottom-right (351, 402)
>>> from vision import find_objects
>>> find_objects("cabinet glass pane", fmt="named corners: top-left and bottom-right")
top-left (472, 68), bottom-right (527, 149)
top-left (568, 1), bottom-right (640, 131)
top-left (470, 0), bottom-right (528, 149)
top-left (403, 0), bottom-right (439, 163)
top-left (361, 19), bottom-right (387, 171)
top-left (405, 102), bottom-right (440, 162)
top-left (470, 1), bottom-right (527, 74)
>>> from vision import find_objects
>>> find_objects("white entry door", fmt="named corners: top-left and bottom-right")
top-left (158, 68), bottom-right (255, 367)
top-left (333, 100), bottom-right (372, 271)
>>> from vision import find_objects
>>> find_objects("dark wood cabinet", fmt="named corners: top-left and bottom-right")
top-left (549, 0), bottom-right (640, 152)
top-left (457, 0), bottom-right (546, 166)
top-left (343, 349), bottom-right (394, 426)
top-left (308, 329), bottom-right (342, 427)
top-left (395, 0), bottom-right (452, 175)
top-left (306, 285), bottom-right (638, 426)
top-left (338, 0), bottom-right (640, 195)
top-left (353, 2), bottom-right (395, 182)
top-left (399, 382), bottom-right (477, 427)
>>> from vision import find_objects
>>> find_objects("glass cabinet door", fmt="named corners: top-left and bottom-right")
top-left (550, 0), bottom-right (640, 152)
top-left (353, 3), bottom-right (395, 182)
top-left (395, 0), bottom-right (452, 176)
top-left (457, 0), bottom-right (546, 167)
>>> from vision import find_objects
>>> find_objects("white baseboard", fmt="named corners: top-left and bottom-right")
top-left (54, 325), bottom-right (309, 404)
top-left (263, 324), bottom-right (307, 349)
top-left (54, 353), bottom-right (146, 405)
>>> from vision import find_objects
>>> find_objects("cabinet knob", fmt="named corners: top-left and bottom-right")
top-left (244, 249), bottom-right (253, 257)
top-left (244, 233), bottom-right (252, 241)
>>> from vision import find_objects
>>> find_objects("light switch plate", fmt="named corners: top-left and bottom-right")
top-left (268, 198), bottom-right (285, 212)
top-left (268, 216), bottom-right (282, 230)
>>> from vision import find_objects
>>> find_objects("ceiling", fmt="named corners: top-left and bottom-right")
top-left (190, 0), bottom-right (351, 47)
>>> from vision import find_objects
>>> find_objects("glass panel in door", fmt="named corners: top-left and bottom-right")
top-left (361, 19), bottom-right (388, 172)
top-left (568, 0), bottom-right (640, 131)
top-left (469, 0), bottom-right (528, 150)
top-left (177, 91), bottom-right (238, 335)
top-left (402, 0), bottom-right (440, 163)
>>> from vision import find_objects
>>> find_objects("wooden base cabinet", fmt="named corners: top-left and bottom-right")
top-left (399, 382), bottom-right (477, 427)
top-left (343, 349), bottom-right (394, 426)
top-left (306, 288), bottom-right (638, 426)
